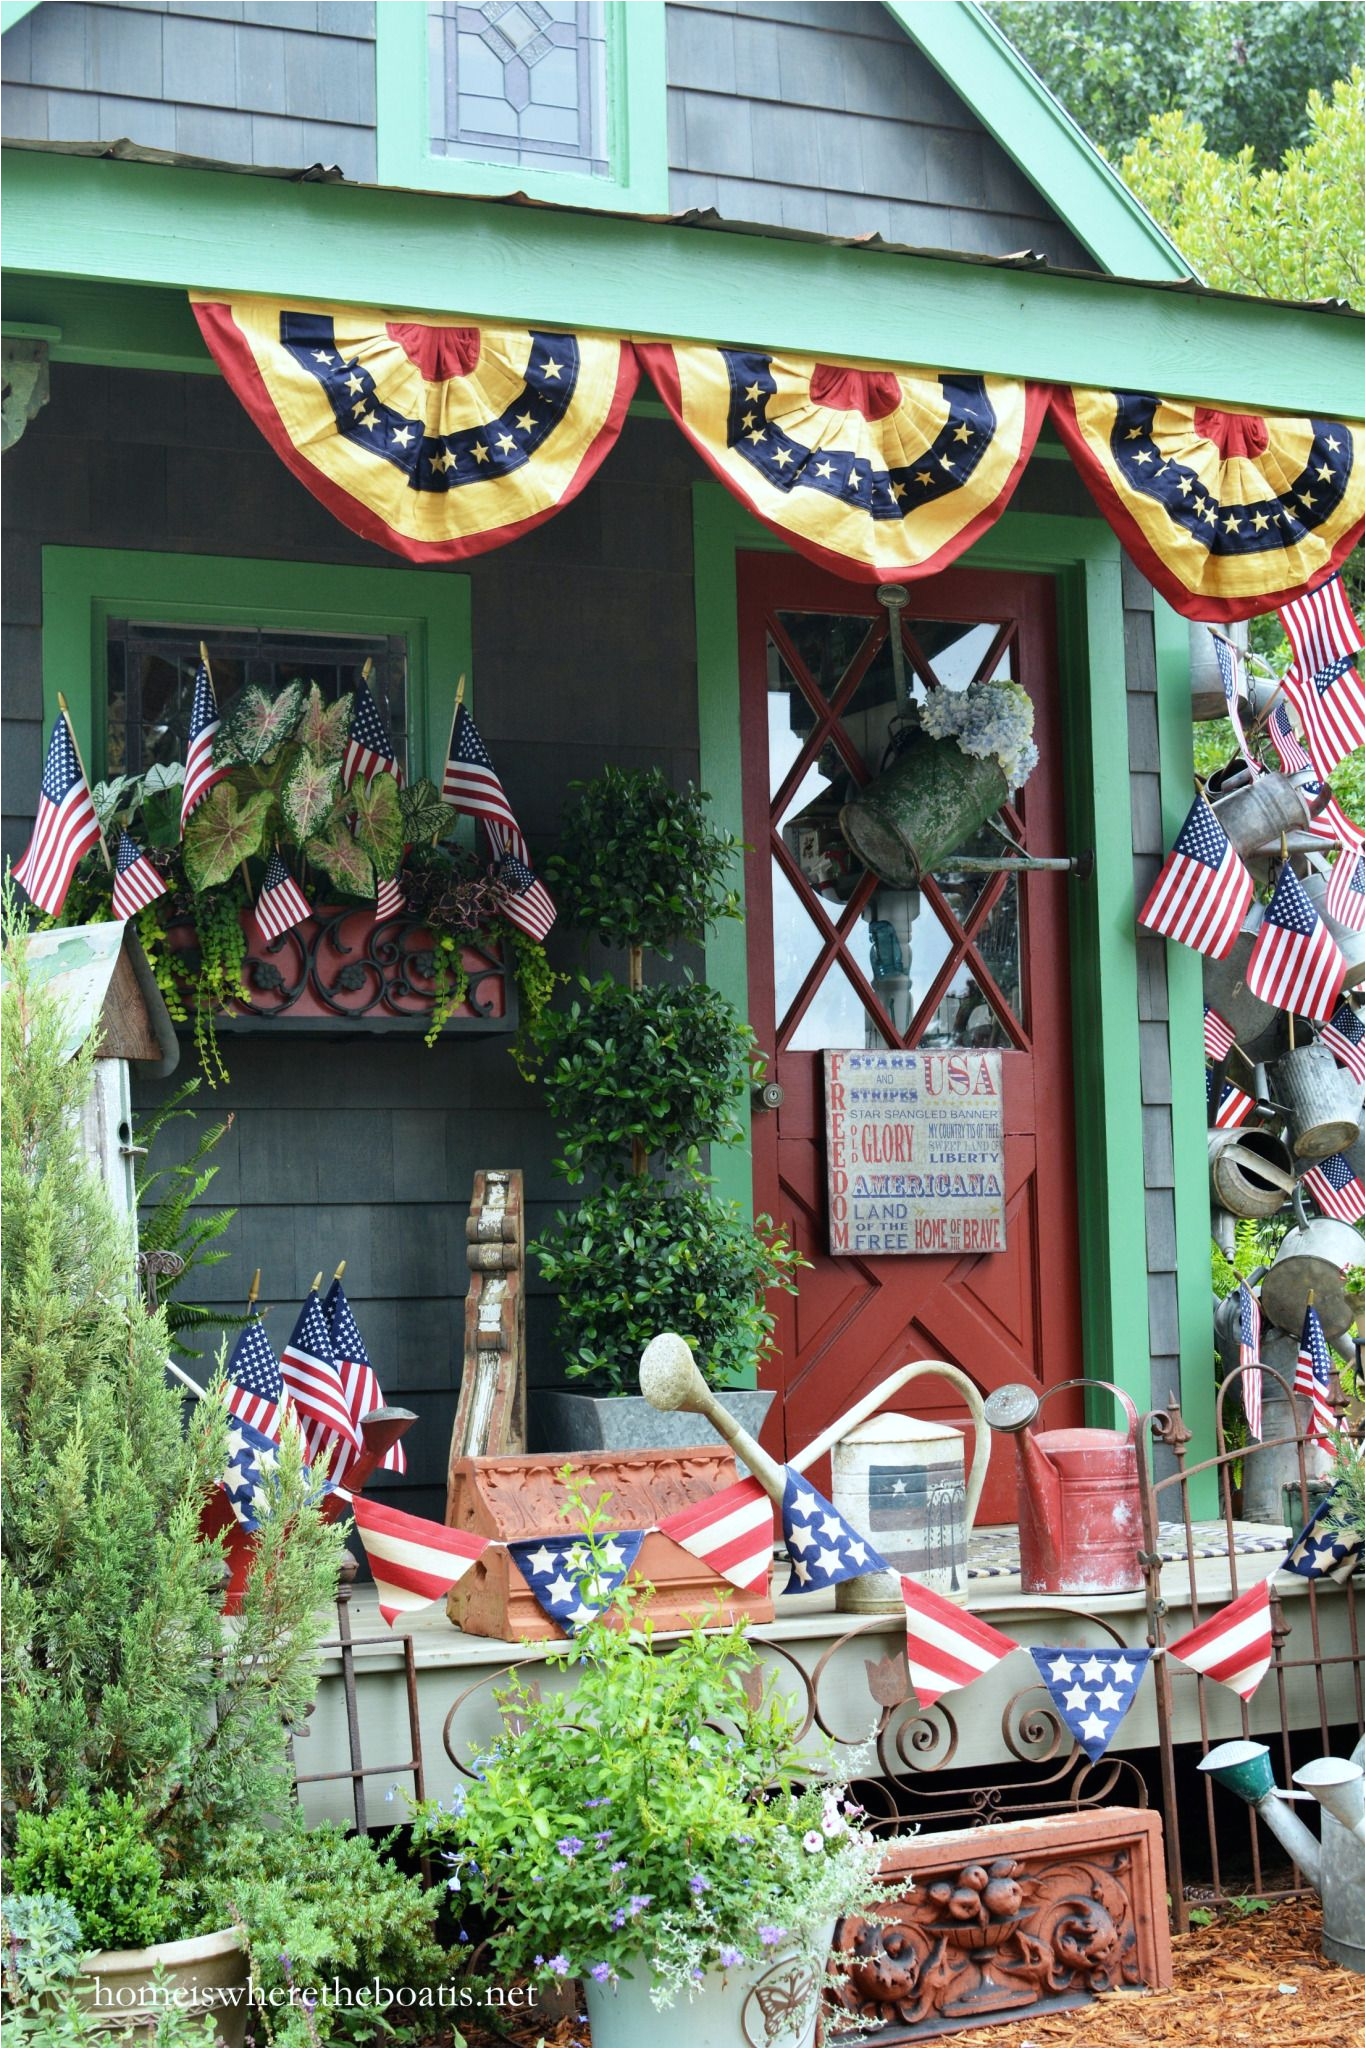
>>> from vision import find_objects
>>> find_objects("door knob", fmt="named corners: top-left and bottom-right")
top-left (754, 1079), bottom-right (784, 1111)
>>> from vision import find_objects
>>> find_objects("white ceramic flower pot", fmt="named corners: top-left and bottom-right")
top-left (76, 1926), bottom-right (249, 2046)
top-left (581, 1924), bottom-right (833, 2049)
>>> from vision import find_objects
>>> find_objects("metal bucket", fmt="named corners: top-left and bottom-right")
top-left (839, 731), bottom-right (1008, 886)
top-left (1207, 1128), bottom-right (1296, 1218)
top-left (1211, 774), bottom-right (1312, 859)
top-left (1303, 870), bottom-right (1365, 990)
top-left (1270, 1044), bottom-right (1360, 1160)
top-left (1203, 912), bottom-right (1284, 1063)
top-left (1260, 1193), bottom-right (1364, 1339)
top-left (1190, 621), bottom-right (1248, 721)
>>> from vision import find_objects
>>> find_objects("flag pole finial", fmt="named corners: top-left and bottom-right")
top-left (333, 1259), bottom-right (347, 1283)
top-left (311, 1271), bottom-right (323, 1295)
top-left (56, 692), bottom-right (113, 869)
top-left (455, 673), bottom-right (466, 713)
top-left (360, 657), bottom-right (373, 684)
top-left (247, 1268), bottom-right (261, 1309)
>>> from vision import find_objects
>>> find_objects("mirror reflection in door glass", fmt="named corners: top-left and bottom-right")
top-left (909, 620), bottom-right (1003, 691)
top-left (775, 611), bottom-right (878, 704)
top-left (785, 949), bottom-right (890, 1053)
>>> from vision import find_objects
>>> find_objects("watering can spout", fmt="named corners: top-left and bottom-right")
top-left (982, 1384), bottom-right (1063, 1584)
top-left (1198, 1741), bottom-right (1324, 1892)
top-left (1293, 1757), bottom-right (1366, 1845)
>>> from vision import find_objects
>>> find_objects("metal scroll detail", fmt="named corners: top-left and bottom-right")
top-left (200, 909), bottom-right (510, 1030)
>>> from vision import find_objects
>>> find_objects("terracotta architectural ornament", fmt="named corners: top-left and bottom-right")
top-left (833, 1808), bottom-right (1171, 2030)
top-left (446, 1447), bottom-right (775, 1640)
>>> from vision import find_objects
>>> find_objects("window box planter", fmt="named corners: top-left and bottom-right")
top-left (166, 905), bottom-right (514, 1034)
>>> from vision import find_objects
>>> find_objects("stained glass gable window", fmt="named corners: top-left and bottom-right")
top-left (429, 1), bottom-right (611, 176)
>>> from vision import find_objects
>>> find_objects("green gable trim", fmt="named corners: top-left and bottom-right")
top-left (1, 2), bottom-right (41, 34)
top-left (375, 0), bottom-right (668, 214)
top-left (40, 548), bottom-right (471, 792)
top-left (886, 1), bottom-right (1190, 283)
top-left (5, 151), bottom-right (1360, 418)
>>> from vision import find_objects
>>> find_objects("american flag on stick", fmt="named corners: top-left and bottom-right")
top-left (1302, 1152), bottom-right (1366, 1225)
top-left (1264, 703), bottom-right (1310, 774)
top-left (375, 873), bottom-right (406, 919)
top-left (1320, 998), bottom-right (1364, 1086)
top-left (1281, 655), bottom-right (1364, 782)
top-left (442, 693), bottom-right (556, 939)
top-left (1237, 1281), bottom-right (1263, 1437)
top-left (1165, 1576), bottom-right (1273, 1701)
top-left (1204, 1005), bottom-right (1237, 1062)
top-left (111, 830), bottom-right (168, 922)
top-left (1279, 572), bottom-right (1362, 678)
top-left (1303, 782), bottom-right (1361, 850)
top-left (345, 1493), bottom-right (488, 1626)
top-left (1207, 1071), bottom-right (1254, 1130)
top-left (1294, 1301), bottom-right (1336, 1448)
top-left (1325, 843), bottom-right (1365, 933)
top-left (656, 1475), bottom-right (775, 1594)
top-left (324, 1271), bottom-right (406, 1484)
top-left (1137, 794), bottom-right (1254, 960)
top-left (280, 1283), bottom-right (362, 1463)
top-left (181, 652), bottom-right (229, 830)
top-left (255, 851), bottom-right (312, 945)
top-left (342, 674), bottom-right (401, 791)
top-left (224, 1309), bottom-right (285, 1441)
top-left (13, 708), bottom-right (104, 918)
top-left (901, 1574), bottom-right (1020, 1710)
top-left (1245, 863), bottom-right (1346, 1021)
top-left (489, 836), bottom-right (556, 942)
top-left (1211, 632), bottom-right (1256, 767)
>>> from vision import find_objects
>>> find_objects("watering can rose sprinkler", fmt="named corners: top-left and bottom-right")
top-left (638, 1336), bottom-right (990, 1609)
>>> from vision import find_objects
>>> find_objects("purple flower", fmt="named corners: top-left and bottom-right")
top-left (458, 1930), bottom-right (469, 1944)
top-left (758, 1925), bottom-right (786, 1949)
top-left (628, 1895), bottom-right (652, 1918)
top-left (549, 1954), bottom-right (571, 1977)
top-left (534, 1956), bottom-right (544, 1968)
top-left (719, 1946), bottom-right (743, 1969)
top-left (735, 1834), bottom-right (753, 1846)
top-left (302, 1995), bottom-right (317, 2015)
top-left (610, 1860), bottom-right (627, 1874)
top-left (557, 1836), bottom-right (585, 1859)
top-left (691, 1967), bottom-right (705, 1982)
top-left (584, 1797), bottom-right (609, 1809)
top-left (611, 1909), bottom-right (627, 1929)
top-left (688, 1874), bottom-right (710, 1895)
top-left (593, 1829), bottom-right (613, 1846)
top-left (589, 1963), bottom-right (612, 1983)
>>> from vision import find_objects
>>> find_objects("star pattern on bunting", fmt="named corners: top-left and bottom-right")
top-left (780, 1470), bottom-right (889, 1594)
top-left (508, 1531), bottom-right (645, 1634)
top-left (1029, 1646), bottom-right (1152, 1762)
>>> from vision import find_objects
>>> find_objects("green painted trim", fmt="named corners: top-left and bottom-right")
top-left (375, 0), bottom-right (668, 213)
top-left (1154, 598), bottom-right (1219, 1514)
top-left (690, 483), bottom-right (1153, 1423)
top-left (1, 1), bottom-right (41, 34)
top-left (40, 547), bottom-right (471, 787)
top-left (885, 1), bottom-right (1189, 282)
top-left (2, 276), bottom-right (215, 373)
top-left (5, 152), bottom-right (1361, 416)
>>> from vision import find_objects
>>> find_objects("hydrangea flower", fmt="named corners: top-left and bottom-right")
top-left (918, 678), bottom-right (1037, 788)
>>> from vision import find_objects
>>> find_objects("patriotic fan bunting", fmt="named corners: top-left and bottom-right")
top-left (1138, 794), bottom-right (1254, 959)
top-left (1245, 862), bottom-right (1345, 1021)
top-left (638, 342), bottom-right (1047, 583)
top-left (1302, 1152), bottom-right (1366, 1223)
top-left (780, 1469), bottom-right (890, 1593)
top-left (111, 831), bottom-right (168, 922)
top-left (656, 1476), bottom-right (774, 1594)
top-left (1165, 1577), bottom-right (1274, 1699)
top-left (347, 1494), bottom-right (489, 1624)
top-left (1282, 1498), bottom-right (1363, 1584)
top-left (1029, 1647), bottom-right (1152, 1763)
top-left (509, 1531), bottom-right (646, 1634)
top-left (1294, 1302), bottom-right (1336, 1448)
top-left (190, 294), bottom-right (639, 564)
top-left (1325, 844), bottom-right (1365, 932)
top-left (325, 1274), bottom-right (407, 1484)
top-left (13, 711), bottom-right (103, 918)
top-left (1321, 999), bottom-right (1364, 1084)
top-left (900, 1574), bottom-right (1019, 1710)
top-left (1048, 389), bottom-right (1364, 621)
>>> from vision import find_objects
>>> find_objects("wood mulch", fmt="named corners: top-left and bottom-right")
top-left (458, 1899), bottom-right (1362, 2048)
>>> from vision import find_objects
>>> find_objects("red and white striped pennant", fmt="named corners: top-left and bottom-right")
top-left (1164, 1577), bottom-right (1273, 1701)
top-left (900, 1574), bottom-right (1020, 1710)
top-left (656, 1476), bottom-right (775, 1594)
top-left (346, 1494), bottom-right (489, 1625)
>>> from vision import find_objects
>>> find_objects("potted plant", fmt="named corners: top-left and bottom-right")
top-left (528, 768), bottom-right (802, 1451)
top-left (413, 1485), bottom-right (902, 2048)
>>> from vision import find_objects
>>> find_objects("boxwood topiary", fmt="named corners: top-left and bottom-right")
top-left (545, 767), bottom-right (742, 954)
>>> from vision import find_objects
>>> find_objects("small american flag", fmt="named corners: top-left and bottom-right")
top-left (491, 839), bottom-right (556, 942)
top-left (1204, 1004), bottom-right (1237, 1062)
top-left (13, 711), bottom-right (103, 918)
top-left (1265, 703), bottom-right (1310, 773)
top-left (1165, 1576), bottom-right (1273, 1700)
top-left (255, 852), bottom-right (312, 944)
top-left (1325, 842), bottom-right (1365, 933)
top-left (375, 873), bottom-right (406, 919)
top-left (1302, 781), bottom-right (1361, 849)
top-left (111, 830), bottom-right (168, 922)
top-left (1321, 998), bottom-right (1365, 1086)
top-left (1294, 1301), bottom-right (1336, 1448)
top-left (1279, 572), bottom-right (1362, 678)
top-left (1138, 795), bottom-right (1254, 960)
top-left (224, 1310), bottom-right (285, 1441)
top-left (656, 1476), bottom-right (775, 1594)
top-left (324, 1274), bottom-right (406, 1484)
top-left (1238, 1281), bottom-right (1262, 1438)
top-left (280, 1285), bottom-right (362, 1463)
top-left (442, 704), bottom-right (524, 854)
top-left (1282, 654), bottom-right (1364, 781)
top-left (342, 678), bottom-right (401, 790)
top-left (1302, 1151), bottom-right (1366, 1224)
top-left (1245, 862), bottom-right (1346, 1022)
top-left (1207, 1070), bottom-right (1254, 1129)
top-left (181, 659), bottom-right (228, 829)
top-left (1212, 632), bottom-right (1255, 765)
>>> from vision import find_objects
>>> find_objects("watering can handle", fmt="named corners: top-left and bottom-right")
top-left (788, 1360), bottom-right (991, 1532)
top-left (1034, 1377), bottom-right (1139, 1444)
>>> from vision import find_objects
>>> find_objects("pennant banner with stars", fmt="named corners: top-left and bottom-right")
top-left (189, 295), bottom-right (639, 564)
top-left (1029, 1646), bottom-right (1152, 1763)
top-left (1049, 389), bottom-right (1364, 622)
top-left (780, 1469), bottom-right (891, 1594)
top-left (638, 343), bottom-right (1047, 584)
top-left (508, 1530), bottom-right (646, 1634)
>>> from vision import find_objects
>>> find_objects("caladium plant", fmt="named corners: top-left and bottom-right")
top-left (183, 783), bottom-right (275, 890)
top-left (283, 750), bottom-right (343, 842)
top-left (295, 681), bottom-right (353, 762)
top-left (351, 770), bottom-right (405, 875)
top-left (214, 680), bottom-right (305, 767)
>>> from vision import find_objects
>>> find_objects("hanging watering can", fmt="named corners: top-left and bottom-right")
top-left (838, 729), bottom-right (1007, 886)
top-left (983, 1379), bottom-right (1143, 1595)
top-left (1207, 1127), bottom-right (1296, 1219)
top-left (1269, 1043), bottom-right (1360, 1161)
top-left (780, 1361), bottom-right (989, 1612)
top-left (1259, 1187), bottom-right (1363, 1340)
top-left (1203, 911), bottom-right (1284, 1064)
top-left (1303, 870), bottom-right (1365, 990)
top-left (1211, 773), bottom-right (1312, 859)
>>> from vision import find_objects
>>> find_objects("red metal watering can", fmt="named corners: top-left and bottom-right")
top-left (982, 1379), bottom-right (1143, 1595)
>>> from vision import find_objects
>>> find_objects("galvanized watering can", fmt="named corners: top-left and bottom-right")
top-left (1260, 1187), bottom-right (1364, 1339)
top-left (1207, 1126), bottom-right (1296, 1219)
top-left (983, 1379), bottom-right (1143, 1594)
top-left (1270, 1042), bottom-right (1360, 1161)
top-left (1203, 912), bottom-right (1283, 1063)
top-left (838, 730), bottom-right (1007, 885)
top-left (1211, 772), bottom-right (1312, 858)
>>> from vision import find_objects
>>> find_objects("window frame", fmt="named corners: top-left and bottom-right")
top-left (374, 0), bottom-right (669, 213)
top-left (40, 547), bottom-right (472, 789)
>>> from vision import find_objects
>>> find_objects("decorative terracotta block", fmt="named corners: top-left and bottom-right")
top-left (834, 1806), bottom-right (1171, 2036)
top-left (446, 1448), bottom-right (775, 1640)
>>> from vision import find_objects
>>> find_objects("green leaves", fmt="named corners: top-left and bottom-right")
top-left (351, 768), bottom-right (405, 874)
top-left (183, 782), bottom-right (273, 890)
top-left (295, 681), bottom-right (353, 761)
top-left (305, 818), bottom-right (374, 898)
top-left (282, 749), bottom-right (341, 841)
top-left (214, 679), bottom-right (304, 766)
top-left (400, 776), bottom-right (459, 847)
top-left (547, 767), bottom-right (743, 954)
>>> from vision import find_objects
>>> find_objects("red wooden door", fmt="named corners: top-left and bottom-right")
top-left (739, 552), bottom-right (1084, 1523)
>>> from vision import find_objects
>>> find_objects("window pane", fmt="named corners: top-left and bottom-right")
top-left (430, 0), bottom-right (611, 176)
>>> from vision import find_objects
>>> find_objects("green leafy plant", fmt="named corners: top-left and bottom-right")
top-left (412, 1477), bottom-right (902, 2010)
top-left (534, 1183), bottom-right (803, 1395)
top-left (132, 1077), bottom-right (242, 1360)
top-left (546, 767), bottom-right (743, 955)
top-left (214, 680), bottom-right (306, 767)
top-left (8, 1795), bottom-right (174, 1954)
top-left (0, 1894), bottom-right (84, 1989)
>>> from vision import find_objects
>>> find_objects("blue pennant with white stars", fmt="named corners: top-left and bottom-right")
top-left (508, 1530), bottom-right (646, 1634)
top-left (222, 1418), bottom-right (284, 1533)
top-left (1029, 1646), bottom-right (1152, 1762)
top-left (1282, 1498), bottom-right (1363, 1585)
top-left (780, 1469), bottom-right (889, 1595)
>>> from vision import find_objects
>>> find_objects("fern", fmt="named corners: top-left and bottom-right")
top-left (133, 1080), bottom-right (246, 1360)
